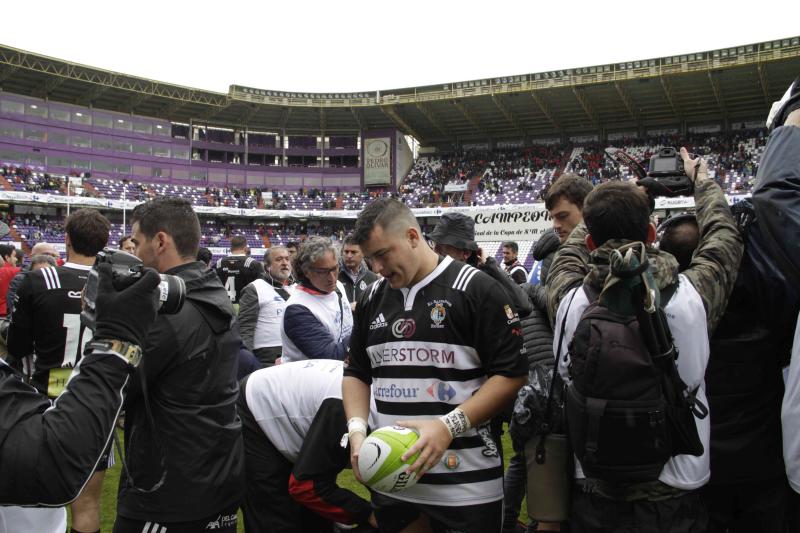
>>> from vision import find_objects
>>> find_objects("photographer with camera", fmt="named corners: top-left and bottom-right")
top-left (546, 148), bottom-right (742, 532)
top-left (0, 252), bottom-right (162, 530)
top-left (116, 198), bottom-right (244, 533)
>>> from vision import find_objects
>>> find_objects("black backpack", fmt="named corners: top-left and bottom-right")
top-left (564, 251), bottom-right (708, 483)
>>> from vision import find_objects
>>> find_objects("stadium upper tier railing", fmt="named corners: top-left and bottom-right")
top-left (228, 37), bottom-right (800, 107)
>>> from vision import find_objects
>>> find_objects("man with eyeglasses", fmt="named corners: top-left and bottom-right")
top-left (280, 236), bottom-right (353, 363)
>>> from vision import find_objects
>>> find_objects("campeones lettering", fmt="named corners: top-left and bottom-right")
top-left (474, 210), bottom-right (550, 225)
top-left (367, 346), bottom-right (456, 365)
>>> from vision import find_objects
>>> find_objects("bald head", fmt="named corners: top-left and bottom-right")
top-left (31, 242), bottom-right (59, 259)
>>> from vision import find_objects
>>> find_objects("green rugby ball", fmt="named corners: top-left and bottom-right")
top-left (357, 426), bottom-right (420, 492)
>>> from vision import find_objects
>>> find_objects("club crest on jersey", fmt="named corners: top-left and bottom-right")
top-left (442, 452), bottom-right (461, 470)
top-left (430, 304), bottom-right (446, 328)
top-left (391, 318), bottom-right (416, 339)
top-left (427, 381), bottom-right (457, 401)
top-left (359, 280), bottom-right (367, 290)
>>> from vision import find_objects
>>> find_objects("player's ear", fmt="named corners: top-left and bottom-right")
top-left (407, 227), bottom-right (420, 248)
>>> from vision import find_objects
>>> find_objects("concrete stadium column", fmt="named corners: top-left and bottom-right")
top-left (282, 129), bottom-right (287, 166)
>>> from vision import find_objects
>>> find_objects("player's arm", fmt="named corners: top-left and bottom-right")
top-left (341, 293), bottom-right (374, 482)
top-left (252, 260), bottom-right (266, 278)
top-left (288, 397), bottom-right (375, 527)
top-left (237, 283), bottom-right (259, 351)
top-left (6, 273), bottom-right (34, 360)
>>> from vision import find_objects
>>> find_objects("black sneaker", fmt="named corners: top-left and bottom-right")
top-left (767, 76), bottom-right (800, 131)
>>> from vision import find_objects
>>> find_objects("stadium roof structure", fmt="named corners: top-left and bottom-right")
top-left (1, 36), bottom-right (799, 148)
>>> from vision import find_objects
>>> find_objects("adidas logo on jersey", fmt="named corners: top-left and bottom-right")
top-left (369, 313), bottom-right (388, 330)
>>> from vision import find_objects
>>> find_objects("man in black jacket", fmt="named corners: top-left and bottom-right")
top-left (338, 233), bottom-right (378, 309)
top-left (659, 210), bottom-right (795, 533)
top-left (118, 198), bottom-right (244, 533)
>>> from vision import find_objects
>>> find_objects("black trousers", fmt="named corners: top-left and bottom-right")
top-left (570, 487), bottom-right (707, 533)
top-left (701, 477), bottom-right (788, 533)
top-left (237, 386), bottom-right (332, 533)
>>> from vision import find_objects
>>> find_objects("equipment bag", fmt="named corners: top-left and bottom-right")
top-left (564, 243), bottom-right (706, 483)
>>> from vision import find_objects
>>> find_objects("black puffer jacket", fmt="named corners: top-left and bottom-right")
top-left (118, 261), bottom-right (244, 522)
top-left (519, 230), bottom-right (560, 368)
top-left (510, 232), bottom-right (562, 450)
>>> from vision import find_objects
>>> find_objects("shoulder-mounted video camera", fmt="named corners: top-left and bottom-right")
top-left (81, 248), bottom-right (186, 332)
top-left (605, 147), bottom-right (695, 198)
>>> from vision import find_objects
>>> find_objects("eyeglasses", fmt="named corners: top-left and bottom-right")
top-left (307, 265), bottom-right (339, 276)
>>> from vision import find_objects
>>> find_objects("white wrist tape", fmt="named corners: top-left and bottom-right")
top-left (439, 408), bottom-right (472, 438)
top-left (347, 417), bottom-right (368, 439)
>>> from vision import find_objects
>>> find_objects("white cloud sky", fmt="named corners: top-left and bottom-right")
top-left (3, 0), bottom-right (798, 93)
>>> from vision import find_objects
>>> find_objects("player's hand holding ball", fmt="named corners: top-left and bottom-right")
top-left (356, 426), bottom-right (422, 492)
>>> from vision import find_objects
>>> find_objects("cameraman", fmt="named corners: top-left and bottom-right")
top-left (118, 198), bottom-right (244, 533)
top-left (0, 261), bottom-right (161, 523)
top-left (546, 148), bottom-right (742, 532)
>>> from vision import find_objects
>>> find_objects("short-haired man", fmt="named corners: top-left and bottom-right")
top-left (119, 198), bottom-right (244, 532)
top-left (659, 211), bottom-right (793, 533)
top-left (280, 237), bottom-right (352, 362)
top-left (238, 246), bottom-right (295, 365)
top-left (547, 149), bottom-right (743, 532)
top-left (343, 198), bottom-right (527, 532)
top-left (501, 241), bottom-right (528, 284)
top-left (0, 244), bottom-right (20, 317)
top-left (5, 241), bottom-right (61, 318)
top-left (544, 173), bottom-right (593, 243)
top-left (216, 234), bottom-right (266, 307)
top-left (197, 246), bottom-right (213, 268)
top-left (544, 173), bottom-right (593, 320)
top-left (339, 234), bottom-right (378, 309)
top-left (119, 235), bottom-right (136, 254)
top-left (7, 208), bottom-right (111, 533)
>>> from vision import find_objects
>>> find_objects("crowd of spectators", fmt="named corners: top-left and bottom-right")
top-left (0, 130), bottom-right (769, 219)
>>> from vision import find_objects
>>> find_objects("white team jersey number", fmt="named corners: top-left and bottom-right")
top-left (62, 313), bottom-right (93, 367)
top-left (225, 277), bottom-right (236, 302)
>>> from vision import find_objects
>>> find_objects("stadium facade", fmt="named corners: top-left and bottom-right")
top-left (0, 36), bottom-right (797, 190)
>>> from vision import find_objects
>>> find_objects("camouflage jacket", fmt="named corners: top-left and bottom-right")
top-left (546, 178), bottom-right (743, 336)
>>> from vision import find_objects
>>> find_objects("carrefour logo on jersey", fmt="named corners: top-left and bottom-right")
top-left (374, 384), bottom-right (419, 399)
top-left (427, 381), bottom-right (456, 401)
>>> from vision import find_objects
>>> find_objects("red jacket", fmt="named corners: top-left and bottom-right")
top-left (0, 264), bottom-right (21, 316)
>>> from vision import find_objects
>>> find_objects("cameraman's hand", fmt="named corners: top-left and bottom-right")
top-left (92, 262), bottom-right (162, 347)
top-left (680, 147), bottom-right (709, 184)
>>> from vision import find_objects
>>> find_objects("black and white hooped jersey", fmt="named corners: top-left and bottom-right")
top-left (7, 263), bottom-right (92, 397)
top-left (215, 254), bottom-right (265, 304)
top-left (344, 255), bottom-right (527, 507)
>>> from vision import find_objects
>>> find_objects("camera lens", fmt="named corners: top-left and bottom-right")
top-left (157, 274), bottom-right (186, 314)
